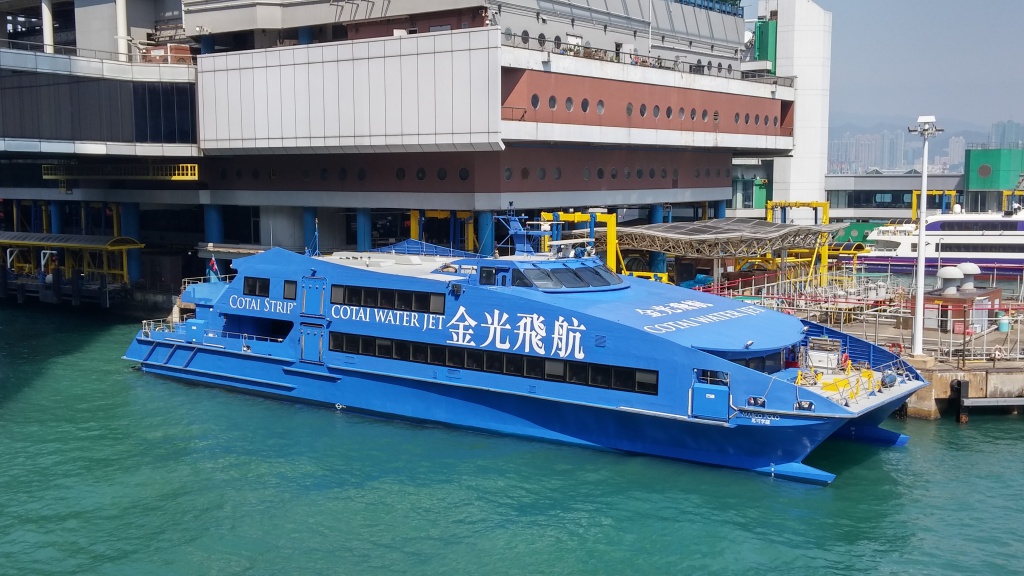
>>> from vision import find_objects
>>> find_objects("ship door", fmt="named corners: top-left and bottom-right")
top-left (690, 369), bottom-right (731, 421)
top-left (301, 277), bottom-right (327, 316)
top-left (300, 324), bottom-right (325, 363)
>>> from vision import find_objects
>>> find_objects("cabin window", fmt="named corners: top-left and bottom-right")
top-left (504, 354), bottom-right (524, 375)
top-left (574, 267), bottom-right (610, 287)
top-left (525, 357), bottom-right (545, 379)
top-left (446, 347), bottom-right (465, 368)
top-left (696, 369), bottom-right (729, 385)
top-left (480, 267), bottom-right (496, 285)
top-left (549, 267), bottom-right (589, 288)
top-left (589, 365), bottom-right (611, 387)
top-left (378, 289), bottom-right (396, 309)
top-left (593, 265), bottom-right (623, 285)
top-left (343, 333), bottom-right (360, 353)
top-left (411, 343), bottom-right (428, 362)
top-left (345, 286), bottom-right (362, 306)
top-left (393, 340), bottom-right (411, 361)
top-left (361, 288), bottom-right (378, 307)
top-left (545, 359), bottom-right (566, 381)
top-left (428, 345), bottom-right (446, 365)
top-left (522, 268), bottom-right (563, 289)
top-left (512, 269), bottom-right (533, 287)
top-left (484, 351), bottom-right (504, 372)
top-left (636, 370), bottom-right (659, 394)
top-left (396, 291), bottom-right (413, 311)
top-left (465, 349), bottom-right (484, 370)
top-left (283, 280), bottom-right (297, 300)
top-left (360, 336), bottom-right (376, 355)
top-left (376, 338), bottom-right (393, 358)
top-left (412, 292), bottom-right (431, 312)
top-left (330, 284), bottom-right (345, 304)
top-left (612, 368), bottom-right (635, 391)
top-left (429, 293), bottom-right (446, 314)
top-left (567, 361), bottom-right (588, 384)
top-left (328, 331), bottom-right (344, 352)
top-left (243, 276), bottom-right (270, 297)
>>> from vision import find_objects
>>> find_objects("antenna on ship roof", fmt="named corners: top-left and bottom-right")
top-left (304, 217), bottom-right (321, 257)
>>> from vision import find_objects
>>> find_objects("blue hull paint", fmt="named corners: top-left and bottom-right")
top-left (125, 245), bottom-right (929, 485)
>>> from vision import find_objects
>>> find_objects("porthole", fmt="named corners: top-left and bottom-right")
top-left (660, 168), bottom-right (667, 179)
top-left (320, 168), bottom-right (329, 180)
top-left (610, 167), bottom-right (618, 179)
top-left (581, 98), bottom-right (590, 113)
top-left (504, 167), bottom-right (513, 181)
top-left (459, 167), bottom-right (470, 181)
top-left (597, 100), bottom-right (605, 114)
top-left (636, 167), bottom-right (644, 180)
top-left (538, 167), bottom-right (547, 180)
top-left (521, 167), bottom-right (530, 180)
top-left (626, 102), bottom-right (634, 117)
top-left (357, 167), bottom-right (366, 181)
top-left (701, 109), bottom-right (708, 122)
top-left (548, 95), bottom-right (557, 110)
top-left (690, 108), bottom-right (696, 121)
top-left (521, 30), bottom-right (529, 45)
top-left (713, 110), bottom-right (719, 123)
top-left (672, 168), bottom-right (679, 179)
top-left (252, 169), bottom-right (259, 179)
top-left (653, 105), bottom-right (660, 118)
top-left (437, 167), bottom-right (448, 181)
top-left (648, 168), bottom-right (655, 179)
top-left (553, 167), bottom-right (562, 180)
top-left (727, 63), bottom-right (733, 74)
top-left (554, 36), bottom-right (562, 50)
top-left (717, 62), bottom-right (723, 73)
top-left (416, 167), bottom-right (426, 180)
top-left (583, 167), bottom-right (591, 180)
top-left (745, 113), bottom-right (750, 124)
top-left (338, 168), bottom-right (348, 181)
top-left (236, 168), bottom-right (243, 179)
top-left (565, 97), bottom-right (574, 112)
top-left (725, 168), bottom-right (731, 178)
top-left (639, 103), bottom-right (647, 117)
top-left (754, 114), bottom-right (760, 125)
top-left (538, 33), bottom-right (547, 48)
top-left (773, 116), bottom-right (779, 127)
top-left (597, 168), bottom-right (605, 179)
top-left (504, 27), bottom-right (514, 42)
top-left (735, 112), bottom-right (740, 123)
top-left (531, 94), bottom-right (540, 109)
top-left (396, 167), bottom-right (406, 180)
top-left (666, 106), bottom-right (673, 119)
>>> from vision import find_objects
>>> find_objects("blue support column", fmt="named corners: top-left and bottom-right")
top-left (715, 200), bottom-right (727, 219)
top-left (476, 210), bottom-right (494, 256)
top-left (356, 208), bottom-right (372, 252)
top-left (120, 202), bottom-right (142, 283)
top-left (204, 204), bottom-right (225, 244)
top-left (49, 201), bottom-right (62, 235)
top-left (298, 26), bottom-right (314, 45)
top-left (648, 204), bottom-right (666, 274)
top-left (200, 35), bottom-right (215, 54)
top-left (303, 207), bottom-right (317, 250)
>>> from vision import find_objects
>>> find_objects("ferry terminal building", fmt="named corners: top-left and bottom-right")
top-left (0, 0), bottom-right (831, 289)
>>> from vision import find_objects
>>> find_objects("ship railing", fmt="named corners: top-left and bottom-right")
top-left (181, 274), bottom-right (236, 291)
top-left (201, 330), bottom-right (284, 345)
top-left (140, 318), bottom-right (283, 345)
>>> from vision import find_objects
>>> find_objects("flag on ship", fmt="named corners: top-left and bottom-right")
top-left (207, 256), bottom-right (221, 282)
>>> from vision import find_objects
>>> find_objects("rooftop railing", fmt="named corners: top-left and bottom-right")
top-left (501, 33), bottom-right (793, 88)
top-left (0, 38), bottom-right (195, 65)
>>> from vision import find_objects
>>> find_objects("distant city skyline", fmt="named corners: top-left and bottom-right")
top-left (741, 0), bottom-right (1024, 129)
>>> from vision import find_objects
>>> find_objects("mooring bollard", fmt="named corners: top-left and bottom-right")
top-left (952, 379), bottom-right (970, 424)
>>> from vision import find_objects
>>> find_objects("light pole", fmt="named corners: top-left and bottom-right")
top-left (908, 115), bottom-right (943, 357)
top-left (648, 0), bottom-right (653, 55)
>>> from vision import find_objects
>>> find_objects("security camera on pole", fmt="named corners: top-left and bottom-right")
top-left (907, 115), bottom-right (943, 361)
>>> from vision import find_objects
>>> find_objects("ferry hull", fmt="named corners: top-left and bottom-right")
top-left (126, 337), bottom-right (846, 485)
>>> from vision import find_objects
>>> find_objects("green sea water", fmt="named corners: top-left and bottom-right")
top-left (1, 303), bottom-right (1022, 575)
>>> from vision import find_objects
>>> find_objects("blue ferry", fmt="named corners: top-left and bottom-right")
top-left (124, 218), bottom-right (927, 485)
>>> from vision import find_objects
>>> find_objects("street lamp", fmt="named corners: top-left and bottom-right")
top-left (908, 115), bottom-right (943, 357)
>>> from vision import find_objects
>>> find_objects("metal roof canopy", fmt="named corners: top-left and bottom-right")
top-left (0, 232), bottom-right (144, 250)
top-left (576, 218), bottom-right (848, 258)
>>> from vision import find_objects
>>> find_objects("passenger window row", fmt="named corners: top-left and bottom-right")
top-left (330, 285), bottom-right (446, 315)
top-left (328, 331), bottom-right (658, 395)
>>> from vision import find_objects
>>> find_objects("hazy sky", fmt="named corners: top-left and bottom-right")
top-left (742, 0), bottom-right (1023, 130)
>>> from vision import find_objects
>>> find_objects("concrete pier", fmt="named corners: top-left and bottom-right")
top-left (906, 365), bottom-right (1024, 420)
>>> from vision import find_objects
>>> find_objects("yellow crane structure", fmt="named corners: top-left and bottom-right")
top-left (763, 201), bottom-right (832, 286)
top-left (910, 189), bottom-right (958, 216)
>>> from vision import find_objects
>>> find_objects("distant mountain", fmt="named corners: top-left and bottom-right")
top-left (829, 111), bottom-right (988, 135)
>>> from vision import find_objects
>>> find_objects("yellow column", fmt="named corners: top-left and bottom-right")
top-left (409, 210), bottom-right (420, 241)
